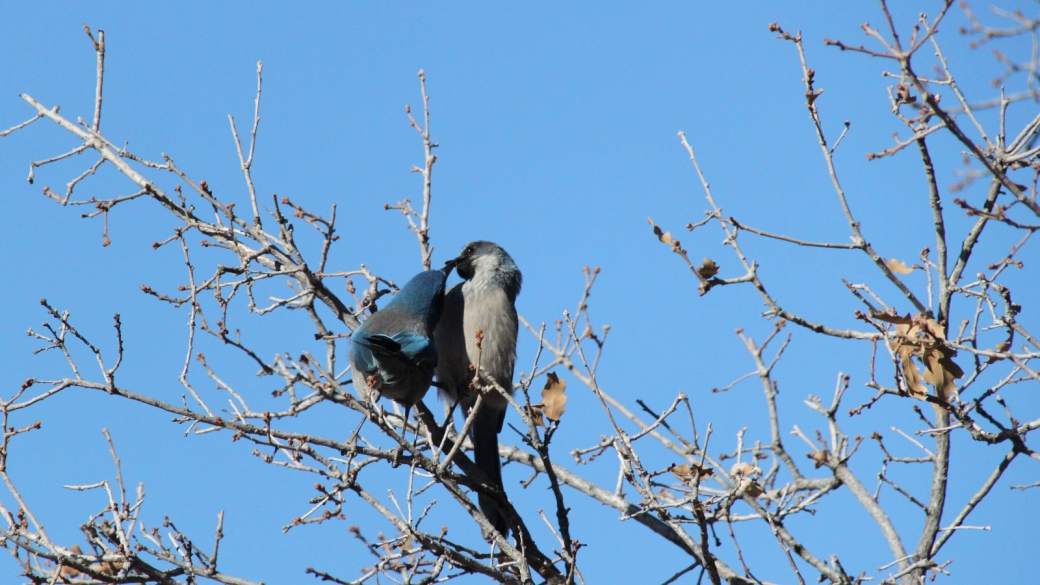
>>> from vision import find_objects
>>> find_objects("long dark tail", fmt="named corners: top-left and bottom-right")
top-left (471, 409), bottom-right (508, 536)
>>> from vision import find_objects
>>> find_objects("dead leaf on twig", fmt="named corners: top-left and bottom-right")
top-left (58, 545), bottom-right (84, 579)
top-left (94, 558), bottom-right (125, 576)
top-left (730, 461), bottom-right (760, 478)
top-left (896, 82), bottom-right (917, 104)
top-left (886, 258), bottom-right (914, 274)
top-left (670, 462), bottom-right (714, 484)
top-left (986, 340), bottom-right (1012, 364)
top-left (875, 312), bottom-right (964, 400)
top-left (872, 311), bottom-right (913, 325)
top-left (809, 449), bottom-right (829, 469)
top-left (900, 349), bottom-right (929, 399)
top-left (648, 217), bottom-right (682, 252)
top-left (730, 463), bottom-right (764, 497)
top-left (541, 372), bottom-right (567, 422)
top-left (526, 404), bottom-right (545, 428)
top-left (697, 258), bottom-right (719, 279)
top-left (738, 478), bottom-right (764, 497)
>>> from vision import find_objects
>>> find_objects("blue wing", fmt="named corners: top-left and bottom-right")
top-left (352, 331), bottom-right (437, 385)
top-left (350, 333), bottom-right (379, 374)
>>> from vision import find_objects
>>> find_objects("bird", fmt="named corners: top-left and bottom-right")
top-left (434, 241), bottom-right (522, 536)
top-left (351, 262), bottom-right (455, 445)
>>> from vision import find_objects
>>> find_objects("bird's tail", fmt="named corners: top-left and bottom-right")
top-left (471, 410), bottom-right (508, 537)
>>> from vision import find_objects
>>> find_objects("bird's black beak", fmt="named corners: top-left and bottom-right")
top-left (442, 259), bottom-right (457, 275)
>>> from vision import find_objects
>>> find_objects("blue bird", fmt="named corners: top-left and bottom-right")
top-left (434, 241), bottom-right (522, 536)
top-left (351, 262), bottom-right (455, 436)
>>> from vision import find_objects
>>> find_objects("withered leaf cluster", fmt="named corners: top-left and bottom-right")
top-left (875, 312), bottom-right (964, 400)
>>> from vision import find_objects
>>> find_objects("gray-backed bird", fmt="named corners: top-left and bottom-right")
top-left (434, 241), bottom-right (521, 536)
top-left (351, 262), bottom-right (455, 435)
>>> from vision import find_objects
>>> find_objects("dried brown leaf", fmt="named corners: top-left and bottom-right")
top-left (810, 449), bottom-right (829, 469)
top-left (922, 349), bottom-right (960, 399)
top-left (872, 311), bottom-right (913, 325)
top-left (738, 477), bottom-right (765, 497)
top-left (648, 218), bottom-right (675, 246)
top-left (730, 462), bottom-right (760, 478)
top-left (899, 348), bottom-right (929, 400)
top-left (728, 462), bottom-right (764, 496)
top-left (59, 545), bottom-right (84, 579)
top-left (922, 318), bottom-right (946, 339)
top-left (896, 82), bottom-right (917, 104)
top-left (541, 372), bottom-right (567, 422)
top-left (670, 462), bottom-right (713, 483)
top-left (921, 350), bottom-right (944, 388)
top-left (887, 258), bottom-right (914, 274)
top-left (648, 217), bottom-right (683, 252)
top-left (986, 341), bottom-right (1011, 364)
top-left (526, 404), bottom-right (546, 428)
top-left (940, 352), bottom-right (963, 379)
top-left (97, 559), bottom-right (125, 576)
top-left (697, 258), bottom-right (720, 279)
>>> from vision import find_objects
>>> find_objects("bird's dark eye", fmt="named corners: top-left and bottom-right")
top-left (465, 246), bottom-right (474, 254)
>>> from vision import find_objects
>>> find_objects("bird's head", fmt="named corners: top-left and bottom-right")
top-left (453, 241), bottom-right (522, 298)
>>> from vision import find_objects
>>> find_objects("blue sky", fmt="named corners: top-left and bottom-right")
top-left (1, 2), bottom-right (1038, 583)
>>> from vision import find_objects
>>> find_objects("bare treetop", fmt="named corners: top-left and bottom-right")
top-left (1, 3), bottom-right (1038, 584)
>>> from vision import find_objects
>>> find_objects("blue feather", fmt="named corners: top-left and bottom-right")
top-left (352, 331), bottom-right (437, 380)
top-left (350, 264), bottom-right (453, 407)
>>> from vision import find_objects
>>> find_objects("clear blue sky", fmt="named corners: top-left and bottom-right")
top-left (1, 2), bottom-right (1037, 583)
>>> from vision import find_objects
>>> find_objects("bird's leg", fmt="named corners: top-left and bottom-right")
top-left (409, 405), bottom-right (423, 457)
top-left (488, 540), bottom-right (501, 570)
top-left (391, 404), bottom-right (411, 468)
